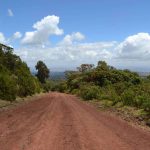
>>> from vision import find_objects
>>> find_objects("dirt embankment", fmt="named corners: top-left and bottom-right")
top-left (0, 92), bottom-right (150, 150)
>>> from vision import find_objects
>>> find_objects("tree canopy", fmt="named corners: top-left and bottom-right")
top-left (0, 44), bottom-right (41, 101)
top-left (35, 60), bottom-right (50, 83)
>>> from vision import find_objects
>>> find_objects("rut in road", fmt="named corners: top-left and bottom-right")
top-left (0, 92), bottom-right (150, 150)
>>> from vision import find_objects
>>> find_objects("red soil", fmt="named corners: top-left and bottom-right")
top-left (0, 92), bottom-right (149, 150)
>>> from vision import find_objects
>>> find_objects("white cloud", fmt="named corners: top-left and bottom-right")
top-left (15, 41), bottom-right (116, 71)
top-left (3, 10), bottom-right (150, 71)
top-left (21, 15), bottom-right (63, 45)
top-left (8, 9), bottom-right (14, 17)
top-left (0, 32), bottom-right (6, 44)
top-left (116, 33), bottom-right (150, 60)
top-left (18, 32), bottom-right (150, 71)
top-left (13, 32), bottom-right (22, 39)
top-left (0, 31), bottom-right (22, 44)
top-left (60, 32), bottom-right (85, 45)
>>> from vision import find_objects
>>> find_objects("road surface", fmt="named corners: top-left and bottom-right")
top-left (0, 92), bottom-right (150, 150)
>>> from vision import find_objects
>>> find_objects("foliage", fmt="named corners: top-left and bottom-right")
top-left (35, 60), bottom-right (49, 83)
top-left (77, 64), bottom-right (94, 72)
top-left (50, 80), bottom-right (67, 93)
top-left (42, 80), bottom-right (52, 92)
top-left (0, 67), bottom-right (17, 101)
top-left (121, 89), bottom-right (135, 106)
top-left (0, 44), bottom-right (41, 101)
top-left (78, 85), bottom-right (100, 100)
top-left (63, 60), bottom-right (150, 117)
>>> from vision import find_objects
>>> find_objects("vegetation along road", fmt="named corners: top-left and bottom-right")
top-left (0, 92), bottom-right (150, 150)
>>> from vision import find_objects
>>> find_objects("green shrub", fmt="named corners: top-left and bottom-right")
top-left (50, 81), bottom-right (67, 93)
top-left (42, 80), bottom-right (51, 92)
top-left (135, 95), bottom-right (145, 108)
top-left (71, 89), bottom-right (80, 95)
top-left (97, 86), bottom-right (120, 105)
top-left (0, 72), bottom-right (17, 101)
top-left (64, 61), bottom-right (150, 115)
top-left (17, 75), bottom-right (38, 97)
top-left (57, 82), bottom-right (67, 93)
top-left (79, 85), bottom-right (100, 100)
top-left (142, 97), bottom-right (150, 113)
top-left (103, 100), bottom-right (114, 108)
top-left (121, 89), bottom-right (135, 106)
top-left (33, 77), bottom-right (42, 93)
top-left (113, 82), bottom-right (131, 95)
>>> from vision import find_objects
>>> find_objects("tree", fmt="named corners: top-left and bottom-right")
top-left (77, 64), bottom-right (94, 72)
top-left (97, 61), bottom-right (109, 71)
top-left (0, 44), bottom-right (41, 101)
top-left (35, 61), bottom-right (49, 83)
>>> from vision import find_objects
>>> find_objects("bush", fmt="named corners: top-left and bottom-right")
top-left (42, 80), bottom-right (51, 92)
top-left (71, 89), bottom-right (80, 95)
top-left (96, 86), bottom-right (120, 106)
top-left (135, 95), bottom-right (145, 108)
top-left (17, 75), bottom-right (39, 97)
top-left (79, 85), bottom-right (100, 100)
top-left (56, 82), bottom-right (67, 93)
top-left (142, 97), bottom-right (150, 113)
top-left (0, 45), bottom-right (42, 101)
top-left (50, 81), bottom-right (67, 93)
top-left (64, 61), bottom-right (150, 118)
top-left (121, 89), bottom-right (135, 106)
top-left (0, 71), bottom-right (17, 101)
top-left (33, 77), bottom-right (42, 93)
top-left (103, 100), bottom-right (114, 108)
top-left (113, 82), bottom-right (131, 95)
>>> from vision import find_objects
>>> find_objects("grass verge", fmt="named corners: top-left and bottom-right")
top-left (86, 99), bottom-right (150, 130)
top-left (0, 93), bottom-right (45, 110)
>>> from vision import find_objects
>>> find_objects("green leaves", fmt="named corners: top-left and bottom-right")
top-left (0, 45), bottom-right (41, 101)
top-left (65, 60), bottom-right (150, 116)
top-left (0, 68), bottom-right (17, 101)
top-left (35, 61), bottom-right (49, 83)
top-left (79, 85), bottom-right (100, 100)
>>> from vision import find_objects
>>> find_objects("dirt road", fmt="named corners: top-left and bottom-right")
top-left (0, 93), bottom-right (149, 150)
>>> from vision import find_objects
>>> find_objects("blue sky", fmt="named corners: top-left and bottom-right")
top-left (1, 0), bottom-right (150, 71)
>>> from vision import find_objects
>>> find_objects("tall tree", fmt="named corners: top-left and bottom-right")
top-left (35, 61), bottom-right (49, 83)
top-left (77, 64), bottom-right (94, 72)
top-left (97, 61), bottom-right (109, 71)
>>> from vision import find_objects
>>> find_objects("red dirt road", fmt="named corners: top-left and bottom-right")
top-left (0, 93), bottom-right (150, 150)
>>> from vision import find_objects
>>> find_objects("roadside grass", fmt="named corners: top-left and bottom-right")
top-left (0, 100), bottom-right (11, 108)
top-left (0, 93), bottom-right (45, 110)
top-left (87, 99), bottom-right (150, 128)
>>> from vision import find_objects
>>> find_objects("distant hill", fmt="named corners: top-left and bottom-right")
top-left (50, 72), bottom-right (66, 80)
top-left (32, 70), bottom-right (150, 80)
top-left (137, 72), bottom-right (150, 78)
top-left (32, 71), bottom-right (66, 80)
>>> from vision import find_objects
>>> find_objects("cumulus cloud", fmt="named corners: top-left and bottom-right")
top-left (0, 32), bottom-right (6, 44)
top-left (13, 32), bottom-right (22, 39)
top-left (60, 32), bottom-right (85, 45)
top-left (116, 33), bottom-right (150, 60)
top-left (9, 12), bottom-right (150, 73)
top-left (21, 15), bottom-right (63, 45)
top-left (0, 31), bottom-right (22, 44)
top-left (15, 41), bottom-right (116, 71)
top-left (8, 9), bottom-right (14, 17)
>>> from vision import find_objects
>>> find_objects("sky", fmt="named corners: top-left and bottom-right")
top-left (1, 0), bottom-right (150, 71)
